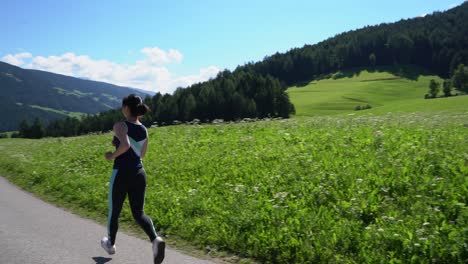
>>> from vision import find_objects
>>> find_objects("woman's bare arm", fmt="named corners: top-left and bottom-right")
top-left (105, 122), bottom-right (130, 160)
top-left (140, 129), bottom-right (149, 159)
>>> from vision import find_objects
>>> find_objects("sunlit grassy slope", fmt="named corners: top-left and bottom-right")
top-left (287, 66), bottom-right (468, 116)
top-left (1, 113), bottom-right (467, 263)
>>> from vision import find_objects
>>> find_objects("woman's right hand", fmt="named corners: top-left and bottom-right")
top-left (105, 151), bottom-right (114, 160)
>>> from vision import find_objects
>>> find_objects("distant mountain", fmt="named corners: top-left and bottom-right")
top-left (0, 61), bottom-right (151, 132)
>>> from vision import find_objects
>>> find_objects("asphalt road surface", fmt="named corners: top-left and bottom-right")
top-left (0, 176), bottom-right (217, 264)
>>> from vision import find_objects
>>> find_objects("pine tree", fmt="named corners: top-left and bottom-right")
top-left (369, 53), bottom-right (377, 68)
top-left (452, 64), bottom-right (468, 93)
top-left (429, 79), bottom-right (440, 98)
top-left (18, 119), bottom-right (31, 138)
top-left (31, 117), bottom-right (45, 139)
top-left (443, 80), bottom-right (452, 97)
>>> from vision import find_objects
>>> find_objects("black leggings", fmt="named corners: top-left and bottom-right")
top-left (107, 167), bottom-right (157, 245)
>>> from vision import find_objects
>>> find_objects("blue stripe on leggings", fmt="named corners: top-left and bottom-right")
top-left (107, 169), bottom-right (118, 238)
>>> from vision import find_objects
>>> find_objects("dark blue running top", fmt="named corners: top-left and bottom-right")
top-left (113, 121), bottom-right (148, 169)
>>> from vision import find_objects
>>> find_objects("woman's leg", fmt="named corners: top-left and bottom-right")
top-left (107, 169), bottom-right (127, 245)
top-left (127, 168), bottom-right (157, 242)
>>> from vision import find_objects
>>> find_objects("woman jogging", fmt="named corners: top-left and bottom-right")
top-left (101, 94), bottom-right (165, 264)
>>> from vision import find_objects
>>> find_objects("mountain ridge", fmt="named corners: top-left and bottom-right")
top-left (0, 61), bottom-right (151, 132)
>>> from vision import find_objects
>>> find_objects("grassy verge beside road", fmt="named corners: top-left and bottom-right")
top-left (0, 112), bottom-right (467, 263)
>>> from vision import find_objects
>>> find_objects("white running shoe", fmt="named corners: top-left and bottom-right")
top-left (101, 236), bottom-right (116, 255)
top-left (152, 236), bottom-right (165, 264)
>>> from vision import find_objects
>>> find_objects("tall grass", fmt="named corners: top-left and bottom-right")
top-left (0, 112), bottom-right (467, 263)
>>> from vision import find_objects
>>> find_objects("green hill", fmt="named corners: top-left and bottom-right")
top-left (243, 2), bottom-right (468, 86)
top-left (0, 61), bottom-right (151, 132)
top-left (288, 66), bottom-right (467, 116)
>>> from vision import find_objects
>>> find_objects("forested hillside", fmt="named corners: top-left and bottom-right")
top-left (0, 62), bottom-right (149, 132)
top-left (243, 2), bottom-right (468, 85)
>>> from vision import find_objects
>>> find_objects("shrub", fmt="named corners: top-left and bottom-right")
top-left (355, 104), bottom-right (372, 111)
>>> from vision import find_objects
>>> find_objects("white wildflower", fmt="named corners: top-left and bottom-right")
top-left (274, 192), bottom-right (289, 199)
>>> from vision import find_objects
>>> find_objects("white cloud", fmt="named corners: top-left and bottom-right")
top-left (1, 48), bottom-right (219, 94)
top-left (140, 47), bottom-right (183, 65)
top-left (2, 52), bottom-right (32, 66)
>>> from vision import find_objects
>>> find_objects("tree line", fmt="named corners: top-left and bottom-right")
top-left (241, 3), bottom-right (468, 85)
top-left (14, 71), bottom-right (295, 138)
top-left (426, 64), bottom-right (468, 98)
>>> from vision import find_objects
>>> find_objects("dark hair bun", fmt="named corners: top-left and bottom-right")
top-left (122, 94), bottom-right (150, 116)
top-left (136, 104), bottom-right (150, 116)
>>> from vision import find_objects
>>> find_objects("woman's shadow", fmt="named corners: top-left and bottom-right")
top-left (92, 256), bottom-right (112, 264)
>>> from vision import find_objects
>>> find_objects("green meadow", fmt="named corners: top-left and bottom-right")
top-left (29, 104), bottom-right (86, 119)
top-left (288, 66), bottom-right (468, 116)
top-left (0, 68), bottom-right (467, 263)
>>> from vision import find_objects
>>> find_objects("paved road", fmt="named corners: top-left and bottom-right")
top-left (0, 176), bottom-right (217, 264)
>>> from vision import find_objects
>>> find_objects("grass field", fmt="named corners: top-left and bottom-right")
top-left (287, 66), bottom-right (468, 117)
top-left (0, 112), bottom-right (467, 263)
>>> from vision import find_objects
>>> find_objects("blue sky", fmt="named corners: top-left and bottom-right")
top-left (2, 0), bottom-right (465, 93)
